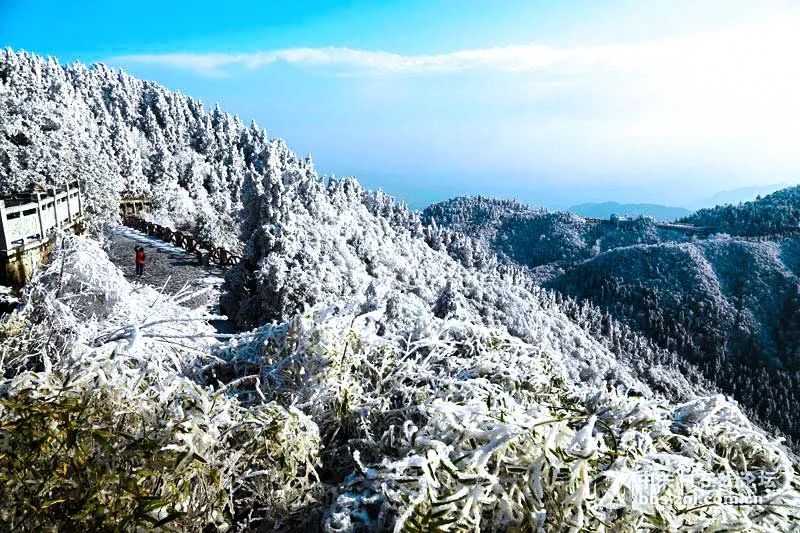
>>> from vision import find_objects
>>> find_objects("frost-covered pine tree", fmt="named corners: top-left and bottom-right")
top-left (0, 48), bottom-right (312, 245)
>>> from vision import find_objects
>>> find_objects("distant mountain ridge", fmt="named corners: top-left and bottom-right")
top-left (682, 185), bottom-right (800, 236)
top-left (423, 196), bottom-right (692, 270)
top-left (569, 201), bottom-right (691, 221)
top-left (428, 191), bottom-right (800, 446)
top-left (692, 183), bottom-right (792, 209)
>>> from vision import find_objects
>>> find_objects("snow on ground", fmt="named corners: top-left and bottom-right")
top-left (105, 226), bottom-right (226, 313)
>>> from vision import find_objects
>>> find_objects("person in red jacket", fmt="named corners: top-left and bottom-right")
top-left (135, 246), bottom-right (146, 276)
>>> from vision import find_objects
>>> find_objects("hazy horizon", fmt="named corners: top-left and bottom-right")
top-left (3, 0), bottom-right (799, 209)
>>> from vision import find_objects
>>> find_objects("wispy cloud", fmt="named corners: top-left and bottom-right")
top-left (109, 45), bottom-right (573, 77)
top-left (108, 15), bottom-right (800, 80)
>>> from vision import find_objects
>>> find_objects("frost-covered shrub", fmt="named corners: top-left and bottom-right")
top-left (223, 303), bottom-right (800, 531)
top-left (30, 232), bottom-right (131, 320)
top-left (0, 235), bottom-right (323, 530)
top-left (0, 372), bottom-right (319, 531)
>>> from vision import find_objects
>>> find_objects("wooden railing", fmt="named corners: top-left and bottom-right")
top-left (119, 197), bottom-right (152, 217)
top-left (122, 216), bottom-right (242, 267)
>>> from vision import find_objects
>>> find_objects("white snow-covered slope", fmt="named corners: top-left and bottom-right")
top-left (3, 234), bottom-right (798, 531)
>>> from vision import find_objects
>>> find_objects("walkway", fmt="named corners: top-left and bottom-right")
top-left (106, 226), bottom-right (227, 314)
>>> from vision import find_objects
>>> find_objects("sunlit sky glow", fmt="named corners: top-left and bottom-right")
top-left (2, 0), bottom-right (799, 208)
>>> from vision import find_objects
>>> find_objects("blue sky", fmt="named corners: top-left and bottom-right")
top-left (2, 0), bottom-right (799, 208)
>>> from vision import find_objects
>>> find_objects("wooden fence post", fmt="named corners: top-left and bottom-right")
top-left (76, 183), bottom-right (83, 220)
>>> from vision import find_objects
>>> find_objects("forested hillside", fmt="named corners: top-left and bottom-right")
top-left (431, 195), bottom-right (800, 446)
top-left (2, 49), bottom-right (800, 530)
top-left (424, 196), bottom-right (689, 271)
top-left (548, 237), bottom-right (800, 439)
top-left (683, 186), bottom-right (800, 236)
top-left (0, 48), bottom-right (313, 248)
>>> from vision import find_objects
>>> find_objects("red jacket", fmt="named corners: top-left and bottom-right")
top-left (135, 249), bottom-right (146, 265)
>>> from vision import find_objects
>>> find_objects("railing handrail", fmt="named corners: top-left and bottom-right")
top-left (0, 186), bottom-right (81, 211)
top-left (0, 182), bottom-right (84, 254)
top-left (121, 215), bottom-right (242, 267)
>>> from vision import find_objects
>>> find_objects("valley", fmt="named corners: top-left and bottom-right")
top-left (426, 193), bottom-right (800, 447)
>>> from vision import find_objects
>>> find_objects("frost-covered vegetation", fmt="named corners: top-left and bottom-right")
top-left (2, 50), bottom-right (800, 530)
top-left (684, 186), bottom-right (800, 236)
top-left (246, 300), bottom-right (800, 532)
top-left (430, 195), bottom-right (800, 448)
top-left (0, 48), bottom-right (313, 246)
top-left (0, 235), bottom-right (321, 530)
top-left (3, 234), bottom-right (800, 531)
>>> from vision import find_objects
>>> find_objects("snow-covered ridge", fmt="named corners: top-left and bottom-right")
top-left (684, 186), bottom-right (800, 236)
top-left (423, 196), bottom-right (691, 269)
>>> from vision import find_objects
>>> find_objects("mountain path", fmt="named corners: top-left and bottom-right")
top-left (105, 226), bottom-right (227, 315)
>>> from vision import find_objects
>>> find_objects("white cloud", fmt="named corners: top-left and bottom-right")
top-left (109, 14), bottom-right (800, 80)
top-left (109, 45), bottom-right (571, 76)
